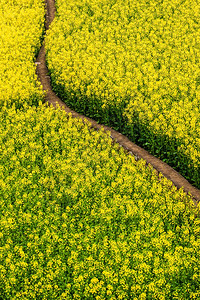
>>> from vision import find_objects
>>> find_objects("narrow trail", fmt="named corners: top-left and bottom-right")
top-left (36, 0), bottom-right (200, 205)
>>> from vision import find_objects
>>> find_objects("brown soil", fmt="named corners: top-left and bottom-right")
top-left (36, 0), bottom-right (200, 205)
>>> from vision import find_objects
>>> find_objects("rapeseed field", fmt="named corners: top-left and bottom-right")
top-left (45, 0), bottom-right (200, 188)
top-left (0, 0), bottom-right (200, 299)
top-left (0, 103), bottom-right (199, 299)
top-left (0, 0), bottom-right (45, 108)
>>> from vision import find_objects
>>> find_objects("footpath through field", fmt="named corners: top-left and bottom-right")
top-left (36, 0), bottom-right (200, 205)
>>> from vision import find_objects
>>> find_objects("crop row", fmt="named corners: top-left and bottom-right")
top-left (0, 0), bottom-right (45, 108)
top-left (45, 0), bottom-right (200, 188)
top-left (0, 103), bottom-right (199, 299)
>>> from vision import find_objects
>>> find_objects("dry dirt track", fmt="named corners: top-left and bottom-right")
top-left (36, 0), bottom-right (200, 205)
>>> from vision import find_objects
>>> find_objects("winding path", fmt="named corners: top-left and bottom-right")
top-left (36, 0), bottom-right (200, 205)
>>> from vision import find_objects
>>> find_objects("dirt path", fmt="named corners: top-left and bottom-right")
top-left (36, 0), bottom-right (200, 205)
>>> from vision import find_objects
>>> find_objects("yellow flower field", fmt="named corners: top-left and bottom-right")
top-left (0, 0), bottom-right (199, 298)
top-left (0, 0), bottom-right (45, 108)
top-left (45, 0), bottom-right (200, 188)
top-left (0, 103), bottom-right (199, 299)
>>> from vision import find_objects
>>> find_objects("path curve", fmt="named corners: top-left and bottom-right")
top-left (36, 0), bottom-right (200, 205)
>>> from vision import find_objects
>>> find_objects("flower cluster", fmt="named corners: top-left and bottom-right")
top-left (0, 0), bottom-right (45, 109)
top-left (45, 0), bottom-right (200, 188)
top-left (0, 103), bottom-right (199, 299)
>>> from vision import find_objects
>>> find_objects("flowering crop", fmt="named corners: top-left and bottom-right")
top-left (0, 103), bottom-right (199, 299)
top-left (0, 0), bottom-right (45, 108)
top-left (45, 0), bottom-right (200, 188)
